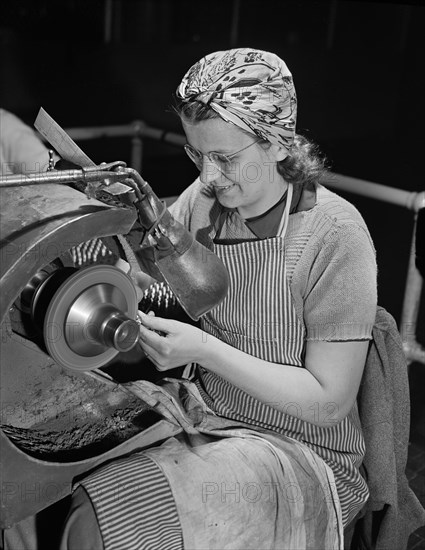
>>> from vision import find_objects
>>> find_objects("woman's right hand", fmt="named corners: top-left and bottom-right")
top-left (137, 311), bottom-right (210, 371)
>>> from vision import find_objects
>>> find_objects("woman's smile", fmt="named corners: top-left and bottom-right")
top-left (214, 181), bottom-right (236, 193)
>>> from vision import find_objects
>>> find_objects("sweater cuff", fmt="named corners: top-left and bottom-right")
top-left (305, 322), bottom-right (374, 342)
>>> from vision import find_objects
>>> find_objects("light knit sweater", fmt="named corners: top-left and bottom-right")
top-left (169, 180), bottom-right (378, 342)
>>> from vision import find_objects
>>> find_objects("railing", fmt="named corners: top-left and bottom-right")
top-left (320, 173), bottom-right (425, 367)
top-left (65, 121), bottom-right (186, 174)
top-left (64, 121), bottom-right (425, 367)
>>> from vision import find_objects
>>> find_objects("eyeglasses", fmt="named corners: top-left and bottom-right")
top-left (183, 138), bottom-right (262, 170)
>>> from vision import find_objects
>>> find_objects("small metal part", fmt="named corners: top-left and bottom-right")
top-left (68, 238), bottom-right (115, 268)
top-left (138, 281), bottom-right (185, 319)
top-left (100, 312), bottom-right (139, 352)
top-left (47, 150), bottom-right (55, 171)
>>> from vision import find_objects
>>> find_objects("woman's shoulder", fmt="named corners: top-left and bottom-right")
top-left (314, 184), bottom-right (369, 227)
top-left (291, 184), bottom-right (372, 238)
top-left (287, 184), bottom-right (376, 264)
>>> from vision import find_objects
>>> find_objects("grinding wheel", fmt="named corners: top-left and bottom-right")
top-left (44, 265), bottom-right (139, 371)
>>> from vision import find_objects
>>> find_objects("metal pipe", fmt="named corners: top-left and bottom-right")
top-left (230, 0), bottom-right (240, 48)
top-left (322, 171), bottom-right (425, 213)
top-left (65, 124), bottom-right (137, 140)
top-left (131, 134), bottom-right (143, 173)
top-left (134, 126), bottom-right (185, 146)
top-left (400, 213), bottom-right (424, 365)
top-left (404, 343), bottom-right (425, 365)
top-left (65, 122), bottom-right (186, 147)
top-left (0, 169), bottom-right (108, 187)
top-left (0, 163), bottom-right (146, 204)
top-left (104, 0), bottom-right (113, 44)
top-left (326, 0), bottom-right (338, 50)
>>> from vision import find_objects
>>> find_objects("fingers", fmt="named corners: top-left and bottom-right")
top-left (139, 336), bottom-right (168, 372)
top-left (137, 310), bottom-right (175, 333)
top-left (141, 342), bottom-right (156, 363)
top-left (138, 323), bottom-right (163, 347)
top-left (137, 312), bottom-right (186, 372)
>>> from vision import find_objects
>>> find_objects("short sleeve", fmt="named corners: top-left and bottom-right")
top-left (303, 223), bottom-right (377, 341)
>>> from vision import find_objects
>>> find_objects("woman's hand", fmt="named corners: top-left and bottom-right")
top-left (137, 311), bottom-right (208, 371)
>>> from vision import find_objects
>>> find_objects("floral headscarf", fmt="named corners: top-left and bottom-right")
top-left (177, 48), bottom-right (297, 154)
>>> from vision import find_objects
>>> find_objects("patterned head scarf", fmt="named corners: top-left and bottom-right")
top-left (177, 48), bottom-right (297, 154)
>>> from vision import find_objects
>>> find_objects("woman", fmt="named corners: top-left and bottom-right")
top-left (59, 48), bottom-right (377, 550)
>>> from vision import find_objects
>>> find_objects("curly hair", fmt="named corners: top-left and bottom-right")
top-left (175, 99), bottom-right (327, 190)
top-left (276, 134), bottom-right (327, 191)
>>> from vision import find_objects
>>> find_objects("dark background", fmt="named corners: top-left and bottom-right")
top-left (1, 0), bottom-right (424, 435)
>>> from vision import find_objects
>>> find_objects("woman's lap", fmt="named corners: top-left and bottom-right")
top-left (75, 434), bottom-right (339, 549)
top-left (3, 433), bottom-right (340, 549)
top-left (146, 434), bottom-right (337, 549)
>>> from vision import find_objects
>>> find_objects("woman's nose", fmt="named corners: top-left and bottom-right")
top-left (199, 157), bottom-right (221, 184)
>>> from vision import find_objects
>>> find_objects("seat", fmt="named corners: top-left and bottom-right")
top-left (345, 307), bottom-right (425, 549)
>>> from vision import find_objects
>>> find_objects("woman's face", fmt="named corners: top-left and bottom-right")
top-left (182, 117), bottom-right (288, 219)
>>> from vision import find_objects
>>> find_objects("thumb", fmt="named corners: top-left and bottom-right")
top-left (137, 310), bottom-right (175, 333)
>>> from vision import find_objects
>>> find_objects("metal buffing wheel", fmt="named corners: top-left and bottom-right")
top-left (44, 265), bottom-right (139, 371)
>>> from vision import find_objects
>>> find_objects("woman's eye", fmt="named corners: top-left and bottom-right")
top-left (217, 155), bottom-right (230, 164)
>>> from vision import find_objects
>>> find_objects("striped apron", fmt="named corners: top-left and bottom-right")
top-left (197, 182), bottom-right (306, 412)
top-left (77, 184), bottom-right (344, 549)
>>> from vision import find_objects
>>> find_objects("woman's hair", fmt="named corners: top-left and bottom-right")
top-left (277, 134), bottom-right (327, 191)
top-left (176, 100), bottom-right (327, 190)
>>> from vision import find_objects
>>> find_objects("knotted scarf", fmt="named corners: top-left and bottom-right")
top-left (177, 48), bottom-right (297, 154)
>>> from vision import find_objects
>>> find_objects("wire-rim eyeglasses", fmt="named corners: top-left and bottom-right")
top-left (184, 138), bottom-right (262, 169)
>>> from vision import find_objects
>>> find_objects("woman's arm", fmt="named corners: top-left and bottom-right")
top-left (202, 335), bottom-right (368, 427)
top-left (138, 312), bottom-right (368, 428)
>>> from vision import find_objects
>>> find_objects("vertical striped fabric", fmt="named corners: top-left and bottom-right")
top-left (79, 453), bottom-right (183, 550)
top-left (196, 209), bottom-right (368, 526)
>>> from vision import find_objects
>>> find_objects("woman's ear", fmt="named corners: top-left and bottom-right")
top-left (274, 145), bottom-right (289, 162)
top-left (266, 144), bottom-right (289, 162)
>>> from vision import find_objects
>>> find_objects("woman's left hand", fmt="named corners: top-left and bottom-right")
top-left (137, 310), bottom-right (208, 371)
